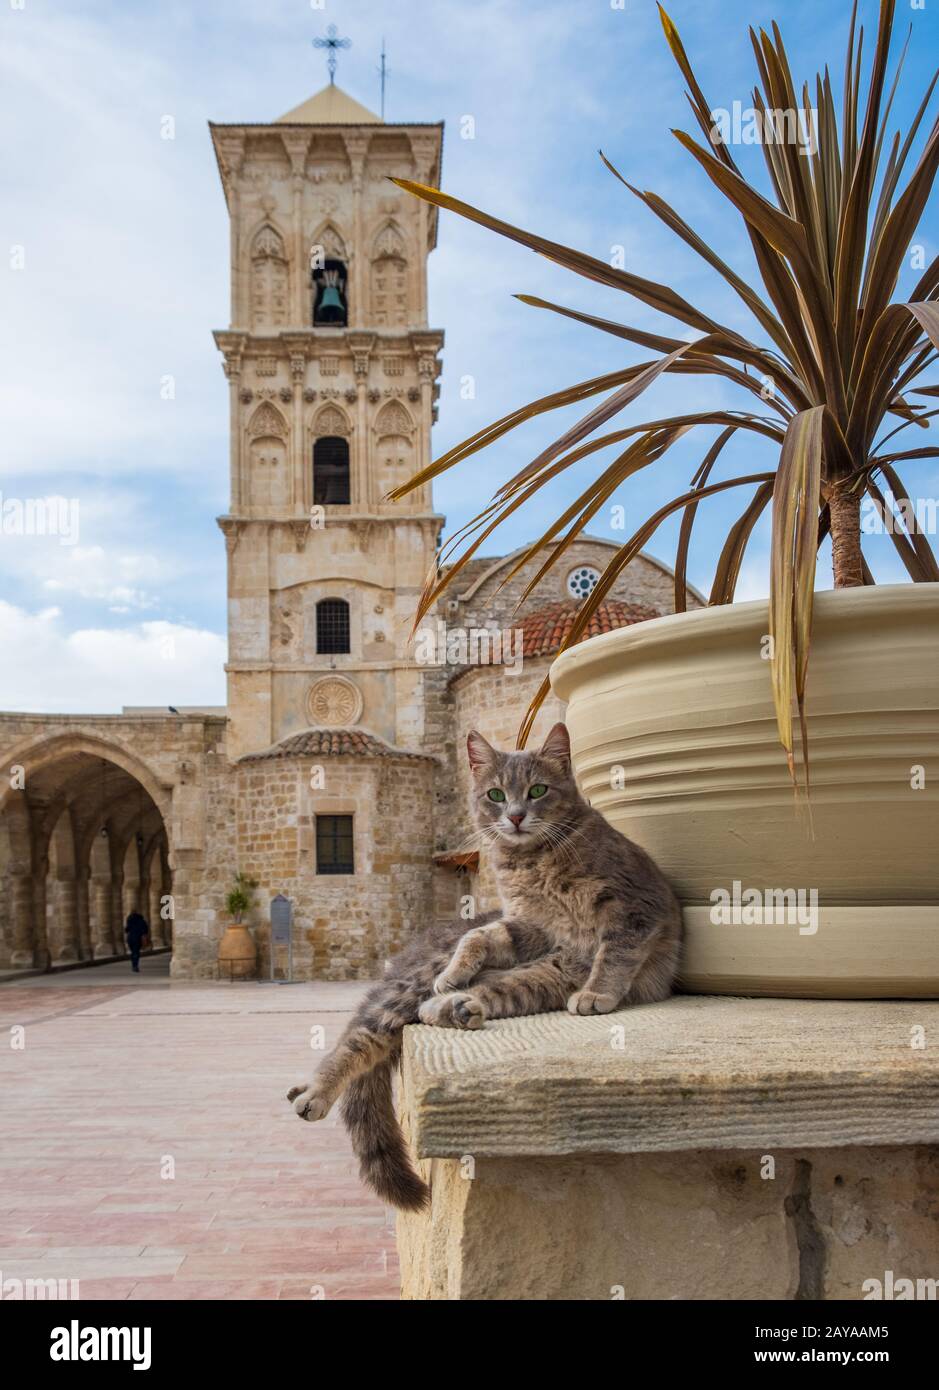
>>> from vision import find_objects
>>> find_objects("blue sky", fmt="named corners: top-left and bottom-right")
top-left (1, 0), bottom-right (936, 711)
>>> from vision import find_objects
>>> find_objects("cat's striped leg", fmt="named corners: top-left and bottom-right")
top-left (420, 953), bottom-right (580, 1030)
top-left (431, 919), bottom-right (548, 995)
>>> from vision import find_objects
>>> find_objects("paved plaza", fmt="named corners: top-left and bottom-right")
top-left (0, 957), bottom-right (398, 1299)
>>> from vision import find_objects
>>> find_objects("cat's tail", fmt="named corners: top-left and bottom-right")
top-left (339, 1055), bottom-right (430, 1213)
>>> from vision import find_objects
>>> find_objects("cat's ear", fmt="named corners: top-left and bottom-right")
top-left (539, 722), bottom-right (571, 770)
top-left (467, 730), bottom-right (496, 772)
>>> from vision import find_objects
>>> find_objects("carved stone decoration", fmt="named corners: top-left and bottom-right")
top-left (272, 595), bottom-right (300, 655)
top-left (288, 519), bottom-right (312, 552)
top-left (311, 223), bottom-right (347, 262)
top-left (367, 388), bottom-right (380, 403)
top-left (306, 676), bottom-right (363, 728)
top-left (256, 357), bottom-right (278, 376)
top-left (290, 354), bottom-right (306, 381)
top-left (303, 387), bottom-right (317, 403)
top-left (371, 222), bottom-right (408, 326)
top-left (344, 388), bottom-right (357, 404)
top-left (314, 404), bottom-right (351, 437)
top-left (374, 400), bottom-right (414, 437)
top-left (250, 225), bottom-right (288, 330)
top-left (240, 388), bottom-right (254, 404)
top-left (247, 402), bottom-right (288, 439)
top-left (319, 356), bottom-right (340, 377)
top-left (279, 386), bottom-right (292, 403)
top-left (218, 517), bottom-right (246, 555)
top-left (373, 222), bottom-right (406, 260)
top-left (383, 356), bottom-right (404, 377)
top-left (407, 386), bottom-right (420, 402)
top-left (252, 224), bottom-right (286, 260)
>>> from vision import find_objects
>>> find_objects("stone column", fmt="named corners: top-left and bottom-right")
top-left (288, 348), bottom-right (306, 511)
top-left (225, 352), bottom-right (243, 513)
top-left (346, 138), bottom-right (368, 329)
top-left (292, 172), bottom-right (304, 324)
top-left (32, 858), bottom-right (50, 971)
top-left (91, 875), bottom-right (115, 957)
top-left (149, 875), bottom-right (166, 948)
top-left (49, 872), bottom-right (79, 964)
top-left (357, 378), bottom-right (369, 511)
top-left (9, 871), bottom-right (36, 969)
top-left (76, 868), bottom-right (91, 960)
top-left (111, 875), bottom-right (125, 955)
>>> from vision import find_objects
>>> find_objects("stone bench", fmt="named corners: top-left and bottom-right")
top-left (395, 997), bottom-right (939, 1300)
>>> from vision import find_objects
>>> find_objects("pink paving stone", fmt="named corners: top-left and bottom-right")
top-left (0, 964), bottom-right (400, 1301)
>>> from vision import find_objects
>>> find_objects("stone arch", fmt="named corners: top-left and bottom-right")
top-left (313, 403), bottom-right (351, 438)
top-left (249, 222), bottom-right (289, 330)
top-left (310, 222), bottom-right (348, 265)
top-left (310, 223), bottom-right (349, 326)
top-left (246, 402), bottom-right (289, 511)
top-left (0, 731), bottom-right (171, 821)
top-left (0, 733), bottom-right (173, 971)
top-left (370, 221), bottom-right (408, 327)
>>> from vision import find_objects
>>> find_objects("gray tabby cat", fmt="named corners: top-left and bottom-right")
top-left (287, 722), bottom-right (682, 1210)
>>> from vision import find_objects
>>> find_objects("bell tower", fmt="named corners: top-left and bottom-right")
top-left (210, 83), bottom-right (444, 759)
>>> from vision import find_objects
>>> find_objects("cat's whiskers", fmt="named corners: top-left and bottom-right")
top-left (527, 817), bottom-right (585, 866)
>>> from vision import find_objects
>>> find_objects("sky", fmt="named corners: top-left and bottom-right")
top-left (1, 0), bottom-right (937, 712)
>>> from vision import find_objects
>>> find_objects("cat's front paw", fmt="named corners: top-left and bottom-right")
top-left (432, 969), bottom-right (461, 995)
top-left (567, 989), bottom-right (619, 1016)
top-left (287, 1084), bottom-right (331, 1121)
top-left (419, 992), bottom-right (486, 1030)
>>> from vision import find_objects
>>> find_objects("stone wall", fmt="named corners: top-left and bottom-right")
top-left (225, 749), bottom-right (437, 980)
top-left (451, 541), bottom-right (702, 633)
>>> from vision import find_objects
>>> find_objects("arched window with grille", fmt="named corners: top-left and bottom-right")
top-left (312, 258), bottom-right (348, 326)
top-left (313, 436), bottom-right (350, 505)
top-left (316, 598), bottom-right (350, 655)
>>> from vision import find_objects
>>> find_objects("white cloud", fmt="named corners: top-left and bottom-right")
top-left (0, 601), bottom-right (226, 713)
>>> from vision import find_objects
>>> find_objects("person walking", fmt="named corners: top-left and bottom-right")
top-left (124, 911), bottom-right (150, 973)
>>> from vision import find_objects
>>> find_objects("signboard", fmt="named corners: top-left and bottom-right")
top-left (271, 894), bottom-right (292, 944)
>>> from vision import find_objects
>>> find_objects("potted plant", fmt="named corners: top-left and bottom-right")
top-left (394, 2), bottom-right (939, 997)
top-left (218, 873), bottom-right (259, 981)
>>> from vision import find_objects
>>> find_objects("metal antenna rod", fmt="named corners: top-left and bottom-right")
top-left (377, 38), bottom-right (388, 119)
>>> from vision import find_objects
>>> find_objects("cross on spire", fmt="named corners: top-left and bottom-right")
top-left (313, 23), bottom-right (351, 87)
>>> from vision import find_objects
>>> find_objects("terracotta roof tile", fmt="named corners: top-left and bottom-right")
top-left (519, 598), bottom-right (659, 659)
top-left (240, 728), bottom-right (434, 762)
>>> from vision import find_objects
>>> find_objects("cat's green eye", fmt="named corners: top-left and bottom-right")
top-left (529, 784), bottom-right (548, 799)
top-left (487, 788), bottom-right (506, 803)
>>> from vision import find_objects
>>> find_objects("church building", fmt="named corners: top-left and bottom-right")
top-left (0, 82), bottom-right (701, 980)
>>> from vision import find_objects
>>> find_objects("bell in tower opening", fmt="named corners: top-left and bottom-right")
top-left (313, 259), bottom-right (348, 326)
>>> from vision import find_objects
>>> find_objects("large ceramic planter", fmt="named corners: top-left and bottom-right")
top-left (550, 584), bottom-right (939, 998)
top-left (218, 923), bottom-right (258, 981)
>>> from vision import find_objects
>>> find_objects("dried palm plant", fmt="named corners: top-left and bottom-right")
top-left (390, 0), bottom-right (939, 782)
